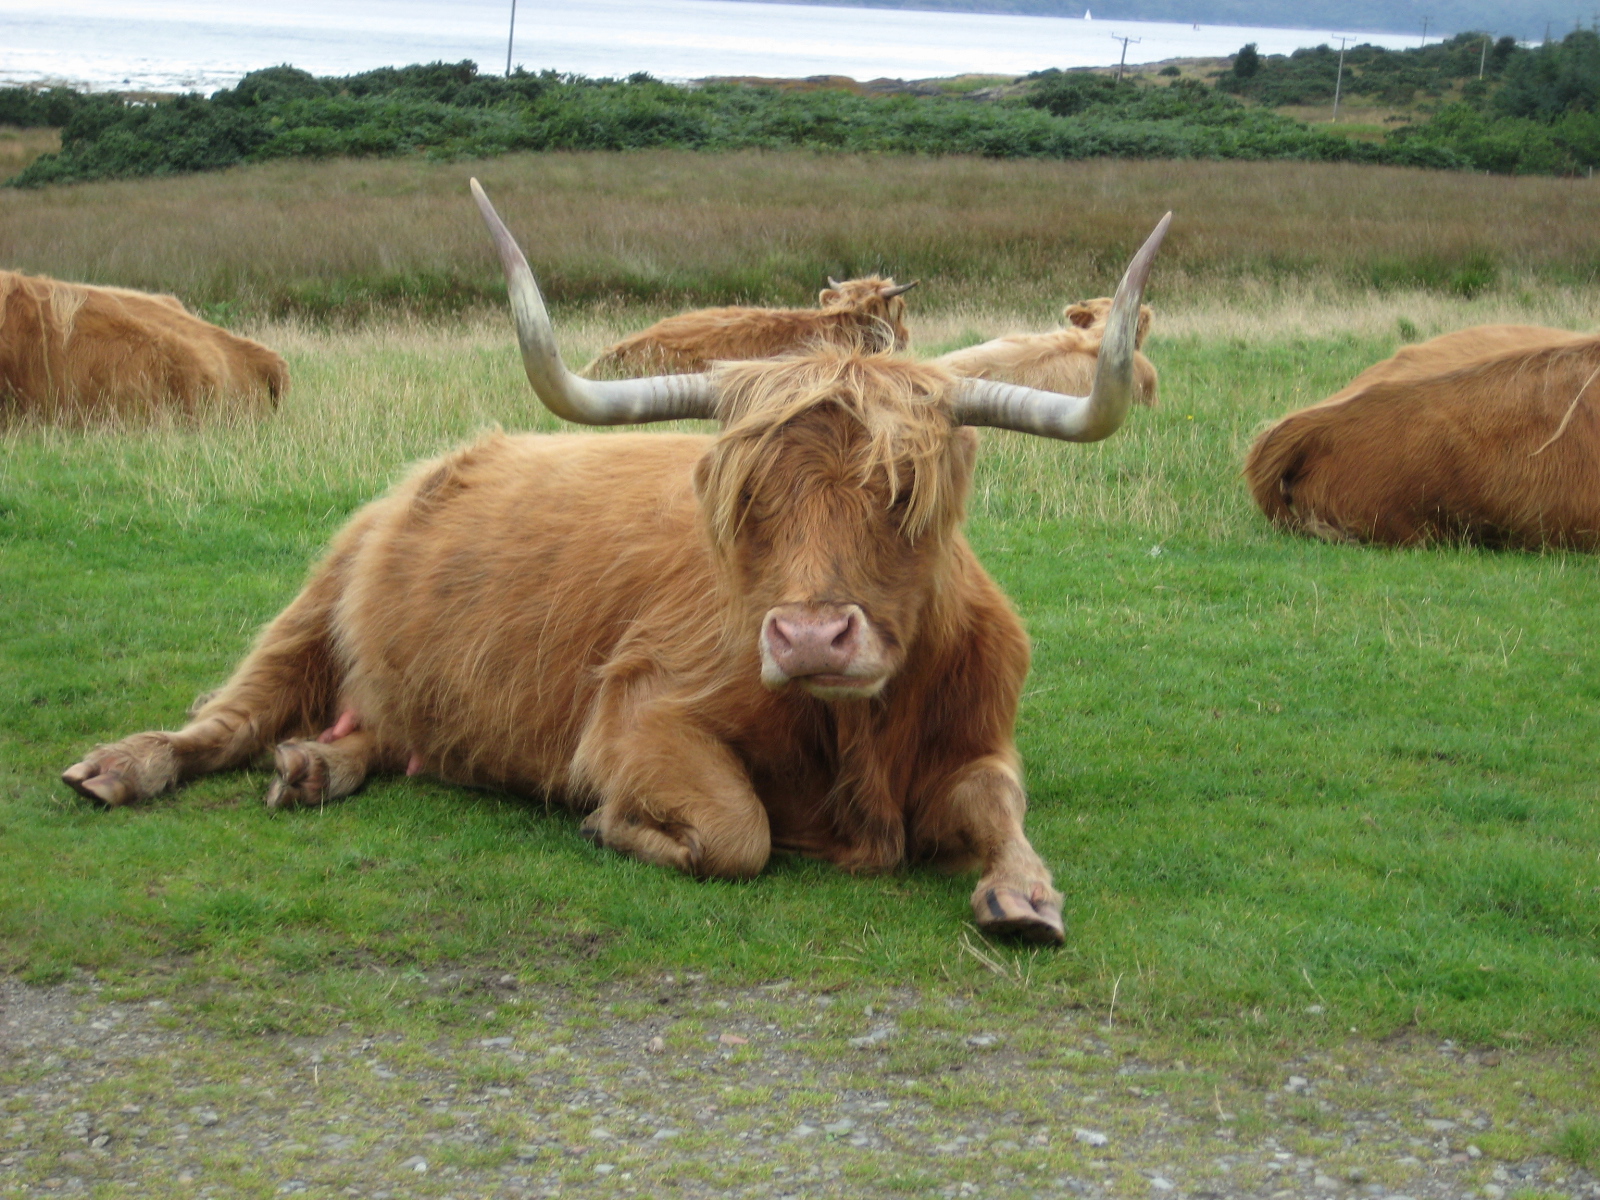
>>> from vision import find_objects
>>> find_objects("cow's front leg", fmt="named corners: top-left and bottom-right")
top-left (575, 704), bottom-right (771, 881)
top-left (914, 755), bottom-right (1065, 946)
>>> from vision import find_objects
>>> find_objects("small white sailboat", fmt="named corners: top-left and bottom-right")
top-left (1084, 7), bottom-right (1092, 17)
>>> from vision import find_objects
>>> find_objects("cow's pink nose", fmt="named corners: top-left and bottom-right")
top-left (763, 610), bottom-right (860, 678)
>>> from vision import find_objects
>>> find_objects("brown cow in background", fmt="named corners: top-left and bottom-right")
top-left (0, 270), bottom-right (287, 422)
top-left (1245, 325), bottom-right (1600, 548)
top-left (61, 181), bottom-right (1171, 946)
top-left (932, 298), bottom-right (1159, 408)
top-left (581, 275), bottom-right (917, 377)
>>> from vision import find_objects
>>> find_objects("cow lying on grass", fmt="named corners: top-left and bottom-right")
top-left (62, 182), bottom-right (1170, 945)
top-left (0, 270), bottom-right (287, 422)
top-left (582, 275), bottom-right (917, 376)
top-left (932, 297), bottom-right (1158, 408)
top-left (1246, 325), bottom-right (1600, 548)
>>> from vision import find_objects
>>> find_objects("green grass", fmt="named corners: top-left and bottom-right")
top-left (3, 304), bottom-right (1598, 1054)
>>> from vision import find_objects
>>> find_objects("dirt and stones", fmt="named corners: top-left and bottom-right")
top-left (2, 974), bottom-right (1596, 1199)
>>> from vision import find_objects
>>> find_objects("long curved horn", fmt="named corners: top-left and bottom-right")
top-left (952, 212), bottom-right (1171, 442)
top-left (471, 178), bottom-right (718, 425)
top-left (883, 279), bottom-right (919, 297)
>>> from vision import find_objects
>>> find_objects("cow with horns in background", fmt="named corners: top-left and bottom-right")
top-left (62, 181), bottom-right (1170, 945)
top-left (0, 269), bottom-right (288, 422)
top-left (932, 296), bottom-right (1159, 408)
top-left (1245, 325), bottom-right (1600, 549)
top-left (581, 275), bottom-right (917, 377)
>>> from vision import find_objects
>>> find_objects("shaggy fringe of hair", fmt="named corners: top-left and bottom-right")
top-left (703, 346), bottom-right (964, 547)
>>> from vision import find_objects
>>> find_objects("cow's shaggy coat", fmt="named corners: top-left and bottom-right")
top-left (582, 277), bottom-right (915, 377)
top-left (61, 350), bottom-right (1064, 936)
top-left (1245, 325), bottom-right (1600, 548)
top-left (932, 298), bottom-right (1158, 408)
top-left (0, 270), bottom-right (287, 422)
top-left (62, 185), bottom-right (1170, 945)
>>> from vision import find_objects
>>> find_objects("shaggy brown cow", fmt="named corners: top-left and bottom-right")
top-left (931, 297), bottom-right (1159, 408)
top-left (61, 182), bottom-right (1170, 945)
top-left (1245, 325), bottom-right (1600, 548)
top-left (581, 276), bottom-right (917, 377)
top-left (0, 270), bottom-right (288, 422)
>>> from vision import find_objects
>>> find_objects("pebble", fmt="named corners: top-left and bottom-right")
top-left (594, 1163), bottom-right (615, 1175)
top-left (966, 1034), bottom-right (999, 1047)
top-left (1075, 1128), bottom-right (1110, 1147)
top-left (400, 1157), bottom-right (426, 1173)
top-left (1149, 1176), bottom-right (1174, 1190)
top-left (792, 1124), bottom-right (818, 1137)
top-left (195, 1110), bottom-right (220, 1127)
top-left (1425, 1118), bottom-right (1457, 1131)
top-left (848, 1026), bottom-right (894, 1048)
top-left (823, 1119), bottom-right (855, 1135)
top-left (1285, 1076), bottom-right (1309, 1092)
top-left (1314, 1174), bottom-right (1340, 1189)
top-left (652, 1128), bottom-right (680, 1141)
top-left (646, 1036), bottom-right (666, 1054)
top-left (480, 1037), bottom-right (514, 1048)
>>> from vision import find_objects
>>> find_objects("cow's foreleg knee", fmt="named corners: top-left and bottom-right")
top-left (266, 732), bottom-right (378, 810)
top-left (576, 714), bottom-right (771, 880)
top-left (915, 756), bottom-right (1064, 946)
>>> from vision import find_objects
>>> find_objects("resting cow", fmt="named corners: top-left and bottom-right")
top-left (0, 270), bottom-right (288, 422)
top-left (61, 182), bottom-right (1170, 945)
top-left (1246, 325), bottom-right (1600, 548)
top-left (932, 297), bottom-right (1158, 408)
top-left (582, 276), bottom-right (917, 377)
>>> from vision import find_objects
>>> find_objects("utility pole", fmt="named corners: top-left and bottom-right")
top-left (1110, 34), bottom-right (1142, 81)
top-left (1545, 20), bottom-right (1553, 43)
top-left (505, 0), bottom-right (518, 77)
top-left (1478, 33), bottom-right (1489, 78)
top-left (1330, 35), bottom-right (1352, 121)
top-left (1420, 15), bottom-right (1429, 45)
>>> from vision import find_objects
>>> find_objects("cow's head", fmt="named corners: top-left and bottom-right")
top-left (820, 275), bottom-right (918, 352)
top-left (471, 180), bottom-right (1168, 700)
top-left (1064, 297), bottom-right (1153, 349)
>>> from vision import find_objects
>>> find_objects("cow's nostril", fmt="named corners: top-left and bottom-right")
top-left (831, 614), bottom-right (857, 649)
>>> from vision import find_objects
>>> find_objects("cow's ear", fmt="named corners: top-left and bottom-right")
top-left (1064, 303), bottom-right (1096, 329)
top-left (819, 288), bottom-right (842, 306)
top-left (692, 448), bottom-right (715, 501)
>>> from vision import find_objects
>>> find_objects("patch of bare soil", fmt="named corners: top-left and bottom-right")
top-left (2, 974), bottom-right (1596, 1199)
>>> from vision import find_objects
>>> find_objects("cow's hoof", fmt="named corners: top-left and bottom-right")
top-left (973, 886), bottom-right (1066, 946)
top-left (578, 811), bottom-right (605, 846)
top-left (62, 755), bottom-right (137, 806)
top-left (266, 741), bottom-right (328, 810)
top-left (62, 738), bottom-right (172, 806)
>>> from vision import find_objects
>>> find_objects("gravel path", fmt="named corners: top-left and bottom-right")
top-left (2, 973), bottom-right (1595, 1199)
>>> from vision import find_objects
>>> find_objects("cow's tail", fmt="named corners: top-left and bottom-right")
top-left (1243, 414), bottom-right (1311, 530)
top-left (263, 352), bottom-right (290, 402)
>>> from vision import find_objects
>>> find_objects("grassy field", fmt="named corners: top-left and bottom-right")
top-left (3, 152), bottom-right (1600, 1061)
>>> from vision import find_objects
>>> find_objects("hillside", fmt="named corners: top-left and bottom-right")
top-left (728, 0), bottom-right (1580, 43)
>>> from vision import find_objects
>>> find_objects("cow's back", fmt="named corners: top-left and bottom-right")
top-left (329, 431), bottom-right (723, 791)
top-left (1246, 326), bottom-right (1600, 546)
top-left (933, 330), bottom-right (1158, 407)
top-left (0, 269), bottom-right (286, 419)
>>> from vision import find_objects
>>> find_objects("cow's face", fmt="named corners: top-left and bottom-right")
top-left (697, 356), bottom-right (974, 701)
top-left (1064, 297), bottom-right (1153, 349)
top-left (819, 277), bottom-right (915, 352)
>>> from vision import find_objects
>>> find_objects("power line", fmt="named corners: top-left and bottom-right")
top-left (1331, 35), bottom-right (1352, 122)
top-left (1110, 33), bottom-right (1142, 82)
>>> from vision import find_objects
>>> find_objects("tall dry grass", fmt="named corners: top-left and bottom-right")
top-left (0, 126), bottom-right (58, 176)
top-left (4, 151), bottom-right (1600, 322)
top-left (0, 289), bottom-right (1534, 545)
